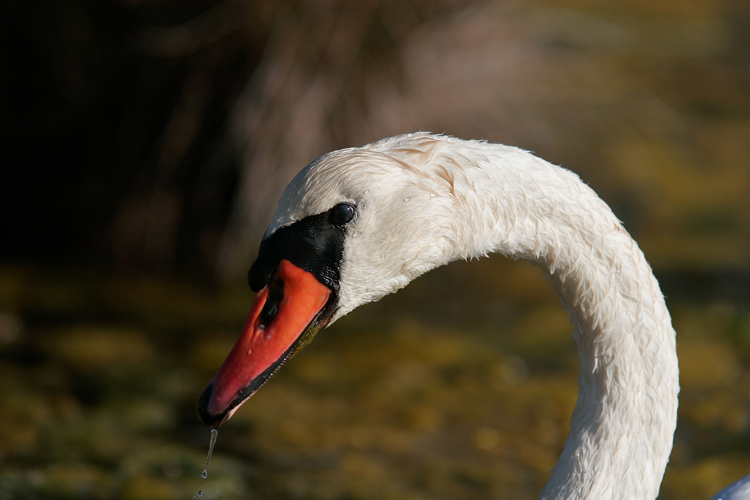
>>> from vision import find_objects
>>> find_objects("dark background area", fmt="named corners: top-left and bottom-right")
top-left (2, 0), bottom-right (250, 275)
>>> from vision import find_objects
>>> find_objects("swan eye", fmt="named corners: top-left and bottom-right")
top-left (329, 203), bottom-right (355, 226)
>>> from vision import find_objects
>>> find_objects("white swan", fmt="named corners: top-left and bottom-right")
top-left (196, 133), bottom-right (742, 499)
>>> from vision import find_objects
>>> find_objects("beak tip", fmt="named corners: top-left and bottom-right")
top-left (197, 383), bottom-right (226, 428)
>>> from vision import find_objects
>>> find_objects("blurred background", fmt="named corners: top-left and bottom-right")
top-left (1, 0), bottom-right (749, 498)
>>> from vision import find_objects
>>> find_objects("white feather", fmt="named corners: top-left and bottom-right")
top-left (711, 474), bottom-right (750, 500)
top-left (269, 132), bottom-right (682, 500)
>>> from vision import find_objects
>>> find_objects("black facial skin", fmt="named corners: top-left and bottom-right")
top-left (197, 204), bottom-right (355, 427)
top-left (248, 204), bottom-right (355, 293)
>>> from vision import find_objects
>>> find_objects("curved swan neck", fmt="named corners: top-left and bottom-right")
top-left (435, 140), bottom-right (680, 500)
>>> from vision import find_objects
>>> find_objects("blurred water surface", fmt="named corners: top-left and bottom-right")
top-left (2, 0), bottom-right (750, 499)
top-left (1, 258), bottom-right (749, 500)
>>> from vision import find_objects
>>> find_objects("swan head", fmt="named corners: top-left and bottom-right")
top-left (198, 133), bottom-right (472, 427)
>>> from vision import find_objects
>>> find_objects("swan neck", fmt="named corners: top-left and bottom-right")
top-left (451, 149), bottom-right (679, 500)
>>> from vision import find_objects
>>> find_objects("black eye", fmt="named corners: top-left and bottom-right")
top-left (329, 203), bottom-right (355, 226)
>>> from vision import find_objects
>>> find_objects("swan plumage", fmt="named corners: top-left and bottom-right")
top-left (710, 474), bottom-right (750, 500)
top-left (196, 132), bottom-right (746, 499)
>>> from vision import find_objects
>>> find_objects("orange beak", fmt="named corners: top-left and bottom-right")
top-left (197, 259), bottom-right (331, 427)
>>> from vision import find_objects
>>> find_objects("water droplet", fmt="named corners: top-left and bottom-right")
top-left (201, 428), bottom-right (218, 480)
top-left (404, 197), bottom-right (410, 202)
top-left (429, 192), bottom-right (436, 197)
top-left (364, 189), bottom-right (369, 194)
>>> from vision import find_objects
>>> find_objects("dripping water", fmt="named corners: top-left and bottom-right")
top-left (203, 428), bottom-right (218, 478)
top-left (193, 429), bottom-right (218, 499)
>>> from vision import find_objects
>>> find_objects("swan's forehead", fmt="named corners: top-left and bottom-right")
top-left (266, 149), bottom-right (397, 237)
top-left (265, 133), bottom-right (460, 238)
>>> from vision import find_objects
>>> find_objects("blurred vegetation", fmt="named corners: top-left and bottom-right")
top-left (1, 0), bottom-right (749, 499)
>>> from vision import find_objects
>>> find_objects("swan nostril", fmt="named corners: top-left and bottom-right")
top-left (258, 301), bottom-right (278, 330)
top-left (258, 280), bottom-right (283, 330)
